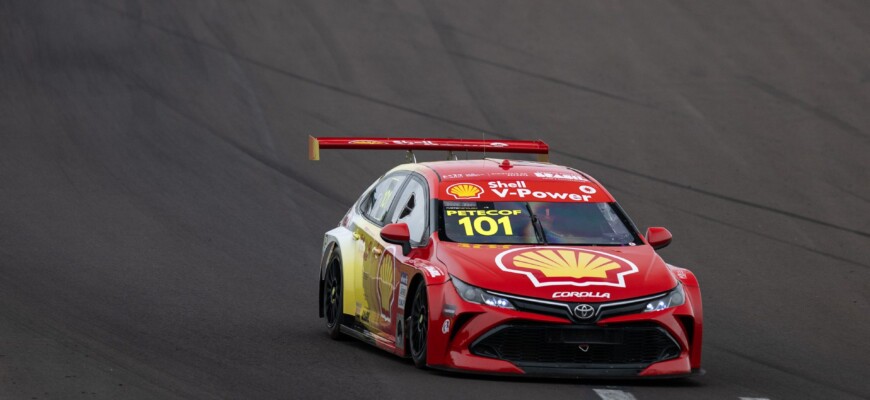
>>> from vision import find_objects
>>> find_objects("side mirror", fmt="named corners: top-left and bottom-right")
top-left (645, 227), bottom-right (672, 250)
top-left (381, 223), bottom-right (412, 256)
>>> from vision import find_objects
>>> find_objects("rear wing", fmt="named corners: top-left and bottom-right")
top-left (308, 136), bottom-right (549, 162)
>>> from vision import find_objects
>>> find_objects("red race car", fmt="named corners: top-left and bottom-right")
top-left (312, 137), bottom-right (703, 378)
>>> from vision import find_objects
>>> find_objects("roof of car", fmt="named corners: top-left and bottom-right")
top-left (413, 158), bottom-right (589, 180)
top-left (393, 159), bottom-right (615, 203)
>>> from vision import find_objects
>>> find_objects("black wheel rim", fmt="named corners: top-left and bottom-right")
top-left (324, 260), bottom-right (340, 328)
top-left (409, 288), bottom-right (427, 358)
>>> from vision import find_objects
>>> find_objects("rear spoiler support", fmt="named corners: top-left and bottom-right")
top-left (308, 136), bottom-right (549, 162)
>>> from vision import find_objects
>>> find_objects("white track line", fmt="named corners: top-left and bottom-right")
top-left (738, 398), bottom-right (770, 400)
top-left (593, 389), bottom-right (637, 400)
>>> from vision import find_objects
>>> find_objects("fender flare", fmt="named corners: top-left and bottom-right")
top-left (318, 226), bottom-right (357, 317)
top-left (667, 264), bottom-right (700, 287)
top-left (667, 264), bottom-right (703, 368)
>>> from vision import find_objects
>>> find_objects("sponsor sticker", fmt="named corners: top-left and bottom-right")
top-left (441, 319), bottom-right (451, 334)
top-left (443, 173), bottom-right (486, 180)
top-left (440, 180), bottom-right (609, 203)
top-left (398, 272), bottom-right (409, 310)
top-left (446, 183), bottom-right (484, 200)
top-left (445, 209), bottom-right (522, 217)
top-left (490, 186), bottom-right (594, 202)
top-left (442, 305), bottom-right (457, 317)
top-left (423, 266), bottom-right (443, 278)
top-left (348, 140), bottom-right (385, 145)
top-left (488, 180), bottom-right (527, 189)
top-left (392, 140), bottom-right (437, 146)
top-left (534, 172), bottom-right (588, 182)
top-left (486, 172), bottom-right (529, 177)
top-left (443, 201), bottom-right (478, 209)
top-left (495, 247), bottom-right (639, 288)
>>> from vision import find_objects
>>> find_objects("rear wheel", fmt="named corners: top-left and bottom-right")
top-left (407, 284), bottom-right (428, 368)
top-left (323, 257), bottom-right (343, 339)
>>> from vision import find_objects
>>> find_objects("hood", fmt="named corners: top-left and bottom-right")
top-left (436, 242), bottom-right (677, 302)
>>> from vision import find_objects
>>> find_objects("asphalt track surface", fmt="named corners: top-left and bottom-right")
top-left (2, 1), bottom-right (869, 399)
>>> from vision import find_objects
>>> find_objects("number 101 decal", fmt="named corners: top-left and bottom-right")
top-left (456, 216), bottom-right (513, 236)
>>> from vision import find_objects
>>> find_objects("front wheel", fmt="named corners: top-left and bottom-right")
top-left (407, 284), bottom-right (428, 368)
top-left (323, 257), bottom-right (343, 339)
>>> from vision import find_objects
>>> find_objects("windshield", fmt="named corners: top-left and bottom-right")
top-left (440, 201), bottom-right (639, 245)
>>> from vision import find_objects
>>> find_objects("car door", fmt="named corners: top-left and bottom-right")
top-left (382, 175), bottom-right (430, 347)
top-left (353, 172), bottom-right (408, 338)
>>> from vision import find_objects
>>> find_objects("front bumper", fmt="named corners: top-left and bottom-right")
top-left (424, 282), bottom-right (703, 378)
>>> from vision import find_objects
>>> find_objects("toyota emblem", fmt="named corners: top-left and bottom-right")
top-left (573, 304), bottom-right (595, 320)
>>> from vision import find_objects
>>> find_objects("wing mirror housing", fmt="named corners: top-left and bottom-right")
top-left (645, 227), bottom-right (672, 250)
top-left (381, 223), bottom-right (412, 255)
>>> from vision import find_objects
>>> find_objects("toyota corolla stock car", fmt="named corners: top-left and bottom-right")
top-left (311, 136), bottom-right (703, 378)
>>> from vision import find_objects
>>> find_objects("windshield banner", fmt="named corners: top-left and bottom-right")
top-left (439, 180), bottom-right (611, 203)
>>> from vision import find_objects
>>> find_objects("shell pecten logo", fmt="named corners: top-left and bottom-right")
top-left (495, 247), bottom-right (638, 288)
top-left (446, 183), bottom-right (484, 199)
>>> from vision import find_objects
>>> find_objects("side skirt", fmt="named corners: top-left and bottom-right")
top-left (339, 325), bottom-right (377, 346)
top-left (338, 318), bottom-right (401, 356)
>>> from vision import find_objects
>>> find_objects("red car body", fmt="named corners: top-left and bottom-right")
top-left (314, 137), bottom-right (703, 378)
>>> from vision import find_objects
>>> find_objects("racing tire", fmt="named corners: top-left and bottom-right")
top-left (323, 256), bottom-right (343, 340)
top-left (407, 283), bottom-right (428, 368)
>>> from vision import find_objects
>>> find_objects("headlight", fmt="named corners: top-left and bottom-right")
top-left (451, 276), bottom-right (515, 310)
top-left (643, 283), bottom-right (685, 312)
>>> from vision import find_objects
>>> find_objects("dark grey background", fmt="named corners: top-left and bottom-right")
top-left (1, 1), bottom-right (868, 399)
